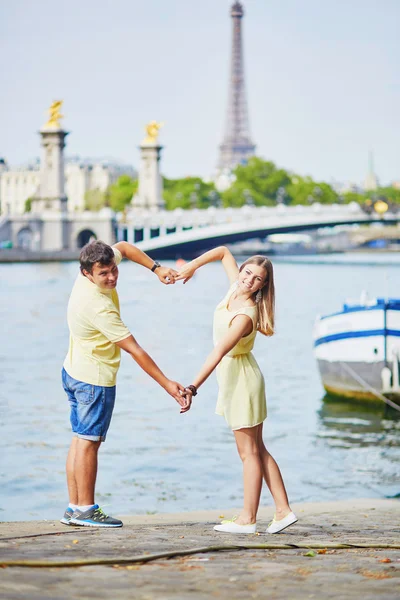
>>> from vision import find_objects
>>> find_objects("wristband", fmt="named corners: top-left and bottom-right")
top-left (185, 385), bottom-right (197, 396)
top-left (151, 261), bottom-right (161, 272)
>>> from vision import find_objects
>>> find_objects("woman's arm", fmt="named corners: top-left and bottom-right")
top-left (175, 246), bottom-right (239, 285)
top-left (190, 314), bottom-right (252, 390)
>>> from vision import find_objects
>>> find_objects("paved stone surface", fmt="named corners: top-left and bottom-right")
top-left (0, 500), bottom-right (399, 599)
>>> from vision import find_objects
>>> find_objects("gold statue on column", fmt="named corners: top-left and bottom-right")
top-left (44, 100), bottom-right (64, 129)
top-left (142, 120), bottom-right (163, 144)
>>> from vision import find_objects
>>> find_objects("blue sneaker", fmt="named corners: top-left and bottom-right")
top-left (60, 507), bottom-right (75, 525)
top-left (69, 504), bottom-right (123, 528)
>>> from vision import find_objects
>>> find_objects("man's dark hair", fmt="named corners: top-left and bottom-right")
top-left (79, 240), bottom-right (115, 274)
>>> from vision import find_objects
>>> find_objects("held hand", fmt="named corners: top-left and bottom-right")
top-left (165, 380), bottom-right (190, 408)
top-left (179, 388), bottom-right (193, 414)
top-left (157, 267), bottom-right (178, 285)
top-left (175, 262), bottom-right (196, 284)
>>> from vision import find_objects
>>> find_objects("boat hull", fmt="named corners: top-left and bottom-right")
top-left (314, 300), bottom-right (400, 404)
top-left (317, 359), bottom-right (400, 402)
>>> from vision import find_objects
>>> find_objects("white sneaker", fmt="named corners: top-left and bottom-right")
top-left (214, 521), bottom-right (256, 534)
top-left (266, 511), bottom-right (298, 534)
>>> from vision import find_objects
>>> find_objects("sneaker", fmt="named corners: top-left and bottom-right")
top-left (214, 518), bottom-right (256, 534)
top-left (60, 507), bottom-right (75, 525)
top-left (69, 504), bottom-right (123, 528)
top-left (266, 511), bottom-right (298, 534)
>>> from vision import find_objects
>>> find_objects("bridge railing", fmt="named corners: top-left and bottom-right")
top-left (118, 202), bottom-right (363, 231)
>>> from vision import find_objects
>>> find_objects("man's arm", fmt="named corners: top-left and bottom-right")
top-left (116, 334), bottom-right (190, 408)
top-left (113, 241), bottom-right (177, 284)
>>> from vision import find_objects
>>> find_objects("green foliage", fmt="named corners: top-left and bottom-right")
top-left (373, 187), bottom-right (400, 204)
top-left (108, 175), bottom-right (138, 213)
top-left (84, 189), bottom-right (107, 211)
top-left (102, 157), bottom-right (400, 213)
top-left (107, 175), bottom-right (138, 212)
top-left (342, 191), bottom-right (365, 204)
top-left (219, 157), bottom-right (338, 207)
top-left (24, 197), bottom-right (33, 212)
top-left (286, 176), bottom-right (339, 205)
top-left (342, 186), bottom-right (400, 206)
top-left (163, 177), bottom-right (219, 210)
top-left (221, 158), bottom-right (291, 207)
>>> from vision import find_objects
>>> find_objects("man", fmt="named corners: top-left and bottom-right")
top-left (61, 240), bottom-right (190, 528)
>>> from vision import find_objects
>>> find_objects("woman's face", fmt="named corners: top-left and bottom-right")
top-left (238, 263), bottom-right (267, 294)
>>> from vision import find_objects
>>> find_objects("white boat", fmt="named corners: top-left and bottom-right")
top-left (313, 294), bottom-right (400, 403)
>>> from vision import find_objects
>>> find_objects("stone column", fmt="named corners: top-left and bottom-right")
top-left (30, 101), bottom-right (70, 250)
top-left (31, 127), bottom-right (69, 213)
top-left (132, 143), bottom-right (165, 211)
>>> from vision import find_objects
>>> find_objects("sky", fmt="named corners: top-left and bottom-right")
top-left (1, 0), bottom-right (399, 186)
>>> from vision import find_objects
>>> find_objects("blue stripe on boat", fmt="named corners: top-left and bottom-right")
top-left (319, 300), bottom-right (400, 321)
top-left (314, 329), bottom-right (400, 347)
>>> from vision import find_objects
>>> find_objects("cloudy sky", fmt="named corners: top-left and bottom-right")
top-left (1, 0), bottom-right (399, 185)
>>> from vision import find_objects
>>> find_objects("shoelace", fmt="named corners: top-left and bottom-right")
top-left (93, 508), bottom-right (109, 521)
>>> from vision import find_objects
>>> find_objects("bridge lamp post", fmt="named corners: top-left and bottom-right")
top-left (175, 192), bottom-right (183, 208)
top-left (313, 186), bottom-right (322, 202)
top-left (276, 186), bottom-right (286, 205)
top-left (243, 188), bottom-right (254, 206)
top-left (208, 190), bottom-right (221, 209)
top-left (189, 183), bottom-right (201, 210)
top-left (190, 191), bottom-right (198, 210)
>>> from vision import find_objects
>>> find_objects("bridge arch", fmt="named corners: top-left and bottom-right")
top-left (132, 214), bottom-right (400, 259)
top-left (16, 226), bottom-right (33, 250)
top-left (77, 229), bottom-right (97, 248)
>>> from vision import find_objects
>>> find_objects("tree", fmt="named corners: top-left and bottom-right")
top-left (108, 175), bottom-right (138, 213)
top-left (342, 191), bottom-right (365, 204)
top-left (286, 176), bottom-right (338, 205)
top-left (163, 177), bottom-right (218, 210)
top-left (374, 186), bottom-right (400, 204)
top-left (24, 197), bottom-right (33, 212)
top-left (84, 189), bottom-right (107, 211)
top-left (221, 157), bottom-right (291, 207)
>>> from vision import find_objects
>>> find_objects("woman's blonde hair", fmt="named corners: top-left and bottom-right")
top-left (239, 255), bottom-right (275, 337)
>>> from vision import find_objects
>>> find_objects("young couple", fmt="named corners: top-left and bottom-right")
top-left (61, 240), bottom-right (297, 535)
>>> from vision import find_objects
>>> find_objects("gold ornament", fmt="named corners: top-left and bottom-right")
top-left (374, 200), bottom-right (388, 215)
top-left (142, 120), bottom-right (163, 144)
top-left (44, 100), bottom-right (63, 129)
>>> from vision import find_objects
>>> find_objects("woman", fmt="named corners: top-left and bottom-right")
top-left (176, 247), bottom-right (297, 534)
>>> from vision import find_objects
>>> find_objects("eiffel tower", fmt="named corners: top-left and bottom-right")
top-left (218, 2), bottom-right (256, 172)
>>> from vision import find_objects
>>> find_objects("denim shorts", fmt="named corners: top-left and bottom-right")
top-left (62, 368), bottom-right (116, 442)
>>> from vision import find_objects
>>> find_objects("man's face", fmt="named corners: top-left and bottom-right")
top-left (84, 261), bottom-right (119, 290)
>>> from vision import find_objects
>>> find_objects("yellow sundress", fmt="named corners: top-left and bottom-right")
top-left (214, 284), bottom-right (267, 430)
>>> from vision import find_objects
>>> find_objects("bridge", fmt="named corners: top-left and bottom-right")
top-left (116, 203), bottom-right (399, 258)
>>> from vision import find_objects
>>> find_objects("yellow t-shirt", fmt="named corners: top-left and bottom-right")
top-left (63, 248), bottom-right (131, 386)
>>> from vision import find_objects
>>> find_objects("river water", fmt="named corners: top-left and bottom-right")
top-left (1, 253), bottom-right (399, 521)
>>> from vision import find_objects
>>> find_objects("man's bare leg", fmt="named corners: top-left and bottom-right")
top-left (67, 438), bottom-right (101, 507)
top-left (66, 436), bottom-right (79, 505)
top-left (74, 438), bottom-right (102, 506)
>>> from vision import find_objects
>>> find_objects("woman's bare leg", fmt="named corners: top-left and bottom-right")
top-left (233, 424), bottom-right (264, 525)
top-left (257, 423), bottom-right (291, 520)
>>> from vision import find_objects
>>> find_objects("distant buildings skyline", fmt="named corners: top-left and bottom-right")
top-left (0, 155), bottom-right (136, 215)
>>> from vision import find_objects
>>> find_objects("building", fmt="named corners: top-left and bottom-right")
top-left (0, 157), bottom-right (136, 215)
top-left (363, 152), bottom-right (379, 191)
top-left (0, 101), bottom-right (119, 252)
